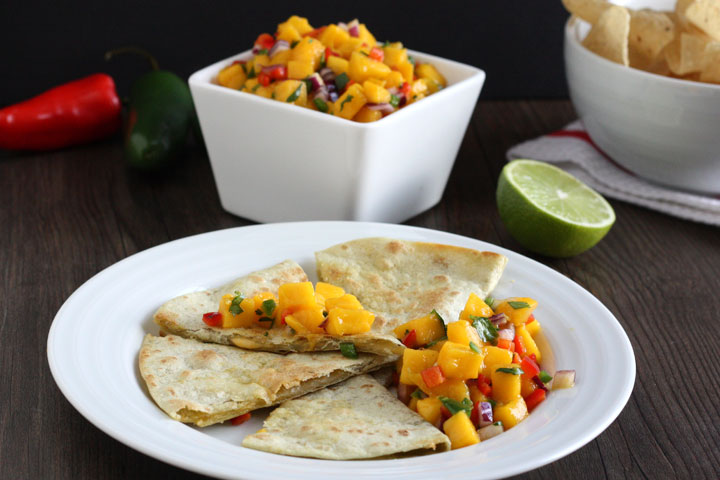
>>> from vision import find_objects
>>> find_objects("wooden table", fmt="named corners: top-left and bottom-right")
top-left (2, 100), bottom-right (718, 479)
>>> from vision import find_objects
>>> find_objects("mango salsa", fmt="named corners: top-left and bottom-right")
top-left (216, 16), bottom-right (447, 122)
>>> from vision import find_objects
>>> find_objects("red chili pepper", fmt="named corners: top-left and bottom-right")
top-left (477, 374), bottom-right (488, 385)
top-left (230, 412), bottom-right (251, 425)
top-left (369, 47), bottom-right (384, 62)
top-left (258, 72), bottom-right (272, 87)
top-left (496, 338), bottom-right (512, 350)
top-left (470, 401), bottom-right (480, 426)
top-left (512, 352), bottom-right (522, 364)
top-left (525, 389), bottom-right (546, 411)
top-left (514, 335), bottom-right (526, 356)
top-left (520, 356), bottom-right (540, 378)
top-left (402, 329), bottom-right (417, 348)
top-left (255, 33), bottom-right (275, 50)
top-left (0, 73), bottom-right (121, 151)
top-left (479, 381), bottom-right (492, 396)
top-left (325, 47), bottom-right (339, 59)
top-left (304, 26), bottom-right (327, 38)
top-left (280, 308), bottom-right (292, 325)
top-left (265, 65), bottom-right (287, 81)
top-left (202, 312), bottom-right (223, 327)
top-left (421, 365), bottom-right (445, 388)
top-left (400, 82), bottom-right (412, 97)
top-left (529, 353), bottom-right (537, 362)
top-left (526, 314), bottom-right (536, 324)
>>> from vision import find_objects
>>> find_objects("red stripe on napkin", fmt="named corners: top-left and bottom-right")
top-left (548, 129), bottom-right (636, 176)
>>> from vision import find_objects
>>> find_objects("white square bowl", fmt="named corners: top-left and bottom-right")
top-left (189, 50), bottom-right (485, 223)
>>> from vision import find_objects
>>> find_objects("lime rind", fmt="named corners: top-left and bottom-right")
top-left (504, 160), bottom-right (615, 228)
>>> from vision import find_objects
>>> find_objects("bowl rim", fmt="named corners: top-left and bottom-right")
top-left (188, 47), bottom-right (486, 130)
top-left (565, 16), bottom-right (720, 91)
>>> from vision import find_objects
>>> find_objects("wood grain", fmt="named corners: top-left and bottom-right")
top-left (1, 100), bottom-right (718, 480)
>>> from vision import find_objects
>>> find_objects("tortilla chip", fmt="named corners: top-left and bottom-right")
top-left (685, 0), bottom-right (720, 41)
top-left (138, 334), bottom-right (394, 427)
top-left (315, 238), bottom-right (507, 336)
top-left (562, 0), bottom-right (610, 24)
top-left (675, 0), bottom-right (695, 30)
top-left (154, 259), bottom-right (405, 356)
top-left (700, 41), bottom-right (720, 83)
top-left (241, 375), bottom-right (450, 459)
top-left (666, 32), bottom-right (711, 74)
top-left (582, 5), bottom-right (631, 65)
top-left (628, 9), bottom-right (676, 69)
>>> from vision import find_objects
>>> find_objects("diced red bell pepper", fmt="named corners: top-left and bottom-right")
top-left (512, 352), bottom-right (522, 364)
top-left (369, 47), bottom-right (384, 62)
top-left (525, 388), bottom-right (546, 411)
top-left (304, 26), bottom-right (327, 38)
top-left (470, 401), bottom-right (480, 426)
top-left (400, 82), bottom-right (412, 97)
top-left (526, 314), bottom-right (536, 324)
top-left (529, 353), bottom-right (537, 362)
top-left (230, 413), bottom-right (251, 425)
top-left (477, 374), bottom-right (488, 385)
top-left (258, 72), bottom-right (271, 87)
top-left (520, 356), bottom-right (540, 378)
top-left (440, 405), bottom-right (451, 419)
top-left (421, 365), bottom-right (446, 388)
top-left (255, 33), bottom-right (275, 50)
top-left (497, 338), bottom-right (512, 350)
top-left (202, 312), bottom-right (222, 327)
top-left (265, 65), bottom-right (287, 81)
top-left (514, 335), bottom-right (526, 356)
top-left (280, 308), bottom-right (292, 325)
top-left (479, 381), bottom-right (492, 397)
top-left (325, 47), bottom-right (340, 59)
top-left (402, 329), bottom-right (418, 348)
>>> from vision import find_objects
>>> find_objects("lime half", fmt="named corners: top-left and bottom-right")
top-left (497, 159), bottom-right (615, 258)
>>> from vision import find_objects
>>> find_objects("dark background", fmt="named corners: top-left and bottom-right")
top-left (1, 1), bottom-right (571, 104)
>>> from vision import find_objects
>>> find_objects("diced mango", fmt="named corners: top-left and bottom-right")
top-left (493, 298), bottom-right (538, 326)
top-left (459, 293), bottom-right (494, 321)
top-left (315, 282), bottom-right (345, 309)
top-left (334, 83), bottom-right (367, 120)
top-left (325, 294), bottom-right (362, 311)
top-left (415, 63), bottom-right (447, 88)
top-left (395, 60), bottom-right (414, 83)
top-left (525, 318), bottom-right (542, 338)
top-left (287, 60), bottom-right (314, 79)
top-left (416, 397), bottom-right (443, 425)
top-left (383, 46), bottom-right (408, 68)
top-left (438, 341), bottom-right (483, 380)
top-left (276, 23), bottom-right (301, 43)
top-left (400, 348), bottom-right (439, 386)
top-left (521, 376), bottom-right (537, 398)
top-left (319, 24), bottom-right (350, 50)
top-left (336, 37), bottom-right (365, 58)
top-left (285, 15), bottom-right (313, 35)
top-left (286, 307), bottom-right (325, 334)
top-left (253, 54), bottom-right (271, 74)
top-left (290, 37), bottom-right (324, 69)
top-left (325, 308), bottom-right (374, 335)
top-left (428, 340), bottom-right (447, 352)
top-left (384, 70), bottom-right (404, 89)
top-left (491, 363), bottom-right (522, 404)
top-left (493, 396), bottom-right (528, 429)
top-left (284, 315), bottom-right (310, 334)
top-left (481, 346), bottom-right (513, 378)
top-left (253, 85), bottom-right (274, 99)
top-left (357, 23), bottom-right (376, 46)
top-left (516, 325), bottom-right (541, 362)
top-left (273, 80), bottom-right (307, 106)
top-left (278, 282), bottom-right (316, 313)
top-left (353, 107), bottom-right (383, 123)
top-left (447, 321), bottom-right (482, 347)
top-left (393, 313), bottom-right (446, 346)
top-left (326, 55), bottom-right (349, 75)
top-left (468, 382), bottom-right (487, 404)
top-left (270, 49), bottom-right (291, 66)
top-left (443, 412), bottom-right (480, 449)
top-left (423, 378), bottom-right (470, 402)
top-left (217, 64), bottom-right (246, 89)
top-left (362, 80), bottom-right (391, 103)
top-left (348, 51), bottom-right (391, 83)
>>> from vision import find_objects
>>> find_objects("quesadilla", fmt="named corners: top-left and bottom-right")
top-left (315, 237), bottom-right (508, 341)
top-left (242, 375), bottom-right (451, 459)
top-left (139, 334), bottom-right (394, 427)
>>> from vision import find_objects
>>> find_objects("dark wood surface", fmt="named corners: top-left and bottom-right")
top-left (2, 100), bottom-right (718, 479)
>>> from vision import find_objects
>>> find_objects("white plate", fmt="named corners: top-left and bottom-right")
top-left (47, 222), bottom-right (635, 480)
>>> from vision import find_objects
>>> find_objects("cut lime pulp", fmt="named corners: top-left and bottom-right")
top-left (497, 159), bottom-right (615, 258)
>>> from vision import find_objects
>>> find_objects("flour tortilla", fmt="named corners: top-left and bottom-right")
top-left (242, 375), bottom-right (450, 459)
top-left (153, 259), bottom-right (403, 356)
top-left (139, 334), bottom-right (394, 427)
top-left (315, 238), bottom-right (507, 340)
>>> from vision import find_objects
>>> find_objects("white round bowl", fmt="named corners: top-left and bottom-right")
top-left (564, 6), bottom-right (720, 195)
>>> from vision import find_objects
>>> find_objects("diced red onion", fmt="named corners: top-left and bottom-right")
top-left (313, 86), bottom-right (329, 102)
top-left (399, 94), bottom-right (407, 107)
top-left (261, 64), bottom-right (285, 75)
top-left (497, 326), bottom-right (515, 341)
top-left (365, 103), bottom-right (394, 115)
top-left (319, 67), bottom-right (335, 83)
top-left (387, 86), bottom-right (399, 95)
top-left (338, 22), bottom-right (348, 31)
top-left (478, 424), bottom-right (503, 441)
top-left (552, 370), bottom-right (576, 390)
top-left (268, 40), bottom-right (289, 58)
top-left (348, 19), bottom-right (360, 38)
top-left (532, 375), bottom-right (548, 392)
top-left (307, 73), bottom-right (325, 91)
top-left (478, 402), bottom-right (493, 427)
top-left (489, 313), bottom-right (508, 325)
top-left (251, 46), bottom-right (261, 55)
top-left (397, 383), bottom-right (414, 404)
top-left (433, 416), bottom-right (443, 430)
top-left (329, 90), bottom-right (339, 102)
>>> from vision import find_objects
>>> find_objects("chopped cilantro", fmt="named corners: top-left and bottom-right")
top-left (286, 83), bottom-right (303, 102)
top-left (247, 69), bottom-right (256, 79)
top-left (389, 94), bottom-right (400, 108)
top-left (488, 399), bottom-right (496, 408)
top-left (431, 309), bottom-right (447, 335)
top-left (335, 72), bottom-right (349, 91)
top-left (256, 48), bottom-right (268, 55)
top-left (239, 63), bottom-right (247, 74)
top-left (438, 396), bottom-right (473, 417)
top-left (229, 293), bottom-right (244, 315)
top-left (412, 94), bottom-right (417, 100)
top-left (508, 301), bottom-right (531, 309)
top-left (251, 83), bottom-right (261, 93)
top-left (471, 315), bottom-right (498, 345)
top-left (484, 296), bottom-right (494, 308)
top-left (425, 335), bottom-right (447, 347)
top-left (469, 341), bottom-right (481, 354)
top-left (359, 51), bottom-right (369, 56)
top-left (289, 328), bottom-right (296, 334)
top-left (313, 97), bottom-right (329, 113)
top-left (261, 299), bottom-right (276, 316)
top-left (290, 40), bottom-right (299, 48)
top-left (381, 40), bottom-right (391, 47)
top-left (493, 421), bottom-right (503, 427)
top-left (264, 331), bottom-right (268, 336)
top-left (271, 92), bottom-right (275, 99)
top-left (408, 55), bottom-right (415, 66)
top-left (339, 342), bottom-right (358, 359)
top-left (538, 371), bottom-right (553, 384)
top-left (339, 95), bottom-right (353, 111)
top-left (319, 51), bottom-right (326, 69)
top-left (496, 366), bottom-right (524, 375)
top-left (258, 317), bottom-right (274, 328)
top-left (255, 309), bottom-right (262, 315)
top-left (410, 389), bottom-right (427, 399)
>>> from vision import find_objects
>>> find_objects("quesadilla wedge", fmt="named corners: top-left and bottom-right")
top-left (139, 334), bottom-right (394, 427)
top-left (315, 237), bottom-right (508, 344)
top-left (242, 374), bottom-right (451, 459)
